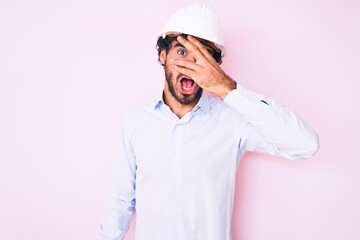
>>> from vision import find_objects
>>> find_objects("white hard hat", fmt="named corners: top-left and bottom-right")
top-left (158, 3), bottom-right (226, 57)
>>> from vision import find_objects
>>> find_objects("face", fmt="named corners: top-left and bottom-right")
top-left (161, 40), bottom-right (203, 105)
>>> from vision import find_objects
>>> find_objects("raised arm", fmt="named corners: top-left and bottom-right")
top-left (171, 35), bottom-right (319, 159)
top-left (224, 84), bottom-right (319, 159)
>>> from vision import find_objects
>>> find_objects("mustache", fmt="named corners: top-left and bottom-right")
top-left (177, 74), bottom-right (192, 81)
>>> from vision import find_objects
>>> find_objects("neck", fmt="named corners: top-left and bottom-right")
top-left (163, 90), bottom-right (199, 119)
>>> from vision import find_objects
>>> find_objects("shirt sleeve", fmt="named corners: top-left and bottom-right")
top-left (223, 83), bottom-right (319, 160)
top-left (98, 115), bottom-right (136, 240)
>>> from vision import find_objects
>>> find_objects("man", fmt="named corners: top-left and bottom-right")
top-left (98, 3), bottom-right (319, 240)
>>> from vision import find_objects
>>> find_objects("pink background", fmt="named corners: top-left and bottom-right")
top-left (1, 0), bottom-right (359, 239)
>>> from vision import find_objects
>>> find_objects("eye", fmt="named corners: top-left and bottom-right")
top-left (177, 49), bottom-right (187, 56)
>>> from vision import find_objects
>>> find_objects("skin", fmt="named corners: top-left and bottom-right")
top-left (160, 35), bottom-right (237, 118)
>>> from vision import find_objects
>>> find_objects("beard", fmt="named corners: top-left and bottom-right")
top-left (164, 64), bottom-right (203, 105)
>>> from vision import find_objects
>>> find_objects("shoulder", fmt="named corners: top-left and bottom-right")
top-left (122, 99), bottom-right (160, 130)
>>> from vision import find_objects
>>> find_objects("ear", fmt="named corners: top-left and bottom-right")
top-left (160, 49), bottom-right (167, 65)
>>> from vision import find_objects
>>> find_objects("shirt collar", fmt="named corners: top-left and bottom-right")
top-left (153, 91), bottom-right (211, 113)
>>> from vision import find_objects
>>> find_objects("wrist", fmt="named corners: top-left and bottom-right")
top-left (219, 77), bottom-right (237, 100)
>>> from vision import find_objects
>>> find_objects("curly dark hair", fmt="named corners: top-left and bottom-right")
top-left (156, 33), bottom-right (223, 66)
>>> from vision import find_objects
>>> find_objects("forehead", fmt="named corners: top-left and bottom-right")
top-left (168, 35), bottom-right (220, 53)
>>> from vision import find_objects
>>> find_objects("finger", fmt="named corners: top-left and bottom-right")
top-left (176, 35), bottom-right (206, 63)
top-left (187, 35), bottom-right (216, 62)
top-left (170, 58), bottom-right (202, 72)
top-left (171, 59), bottom-right (202, 84)
top-left (175, 66), bottom-right (198, 81)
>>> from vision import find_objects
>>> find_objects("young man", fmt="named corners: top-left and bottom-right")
top-left (98, 3), bottom-right (319, 240)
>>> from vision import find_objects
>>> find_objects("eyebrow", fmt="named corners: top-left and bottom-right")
top-left (174, 43), bottom-right (185, 48)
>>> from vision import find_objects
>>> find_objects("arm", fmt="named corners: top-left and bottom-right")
top-left (224, 84), bottom-right (319, 159)
top-left (98, 115), bottom-right (136, 240)
top-left (172, 35), bottom-right (319, 159)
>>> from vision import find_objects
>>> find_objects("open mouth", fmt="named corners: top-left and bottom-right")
top-left (180, 76), bottom-right (196, 93)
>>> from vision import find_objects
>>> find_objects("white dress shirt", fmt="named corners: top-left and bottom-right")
top-left (98, 84), bottom-right (319, 240)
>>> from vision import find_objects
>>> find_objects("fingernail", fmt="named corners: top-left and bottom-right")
top-left (177, 36), bottom-right (183, 40)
